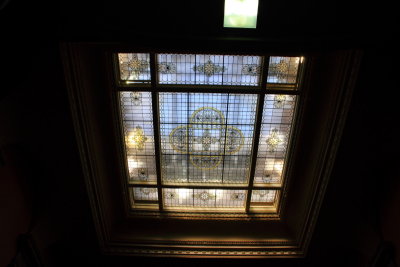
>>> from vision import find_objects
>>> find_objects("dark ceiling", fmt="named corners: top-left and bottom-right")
top-left (1, 0), bottom-right (399, 266)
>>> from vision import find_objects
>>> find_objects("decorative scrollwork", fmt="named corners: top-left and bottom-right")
top-left (273, 95), bottom-right (286, 109)
top-left (231, 193), bottom-right (245, 201)
top-left (165, 192), bottom-right (176, 199)
top-left (119, 54), bottom-right (149, 80)
top-left (273, 59), bottom-right (289, 80)
top-left (128, 126), bottom-right (148, 151)
top-left (170, 126), bottom-right (187, 152)
top-left (158, 63), bottom-right (177, 74)
top-left (130, 92), bottom-right (142, 106)
top-left (192, 129), bottom-right (219, 152)
top-left (140, 188), bottom-right (157, 195)
top-left (169, 107), bottom-right (244, 170)
top-left (193, 60), bottom-right (225, 77)
top-left (266, 128), bottom-right (282, 152)
top-left (242, 64), bottom-right (261, 75)
top-left (194, 191), bottom-right (215, 201)
top-left (138, 168), bottom-right (148, 181)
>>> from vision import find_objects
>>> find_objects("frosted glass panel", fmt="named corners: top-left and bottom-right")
top-left (157, 54), bottom-right (261, 86)
top-left (254, 94), bottom-right (297, 185)
top-left (120, 92), bottom-right (157, 184)
top-left (164, 188), bottom-right (246, 208)
top-left (251, 190), bottom-right (277, 204)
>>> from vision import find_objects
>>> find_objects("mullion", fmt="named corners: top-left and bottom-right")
top-left (220, 93), bottom-right (230, 184)
top-left (150, 53), bottom-right (164, 211)
top-left (245, 56), bottom-right (271, 212)
top-left (128, 184), bottom-right (281, 190)
top-left (116, 86), bottom-right (300, 95)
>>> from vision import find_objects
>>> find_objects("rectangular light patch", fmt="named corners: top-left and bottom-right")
top-left (224, 0), bottom-right (259, 29)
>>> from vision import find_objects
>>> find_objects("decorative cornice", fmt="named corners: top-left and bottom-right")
top-left (106, 247), bottom-right (304, 258)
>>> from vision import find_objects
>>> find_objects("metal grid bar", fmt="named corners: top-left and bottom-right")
top-left (150, 53), bottom-right (163, 211)
top-left (128, 183), bottom-right (281, 190)
top-left (245, 56), bottom-right (270, 212)
top-left (245, 94), bottom-right (265, 212)
top-left (152, 91), bottom-right (163, 211)
top-left (116, 86), bottom-right (300, 95)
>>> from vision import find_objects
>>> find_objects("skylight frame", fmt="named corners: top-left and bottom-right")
top-left (114, 52), bottom-right (304, 217)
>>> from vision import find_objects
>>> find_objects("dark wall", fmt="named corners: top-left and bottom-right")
top-left (1, 0), bottom-right (399, 266)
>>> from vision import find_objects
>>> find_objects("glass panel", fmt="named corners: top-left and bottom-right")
top-left (132, 187), bottom-right (158, 201)
top-left (157, 54), bottom-right (262, 86)
top-left (254, 94), bottom-right (297, 185)
top-left (118, 53), bottom-right (151, 83)
top-left (251, 189), bottom-right (277, 204)
top-left (163, 188), bottom-right (246, 208)
top-left (267, 56), bottom-right (300, 84)
top-left (159, 92), bottom-right (257, 184)
top-left (254, 158), bottom-right (284, 184)
top-left (120, 92), bottom-right (157, 184)
top-left (222, 155), bottom-right (251, 183)
top-left (194, 54), bottom-right (224, 85)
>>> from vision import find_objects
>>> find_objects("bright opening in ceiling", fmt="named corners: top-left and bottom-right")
top-left (223, 0), bottom-right (259, 29)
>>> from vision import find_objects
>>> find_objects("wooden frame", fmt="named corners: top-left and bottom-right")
top-left (61, 42), bottom-right (361, 257)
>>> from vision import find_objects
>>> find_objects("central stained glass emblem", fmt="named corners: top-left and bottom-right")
top-left (170, 107), bottom-right (244, 169)
top-left (159, 93), bottom-right (257, 184)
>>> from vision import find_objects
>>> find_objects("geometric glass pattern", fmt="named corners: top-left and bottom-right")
top-left (267, 56), bottom-right (300, 84)
top-left (118, 53), bottom-right (151, 83)
top-left (254, 95), bottom-right (297, 185)
top-left (120, 92), bottom-right (157, 184)
top-left (164, 189), bottom-right (247, 208)
top-left (251, 190), bottom-right (277, 204)
top-left (159, 93), bottom-right (257, 184)
top-left (157, 54), bottom-right (262, 86)
top-left (117, 53), bottom-right (303, 213)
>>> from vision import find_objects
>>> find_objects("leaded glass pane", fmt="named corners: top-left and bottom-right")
top-left (118, 53), bottom-right (151, 83)
top-left (163, 188), bottom-right (246, 208)
top-left (157, 54), bottom-right (262, 86)
top-left (159, 92), bottom-right (257, 184)
top-left (254, 94), bottom-right (296, 185)
top-left (267, 56), bottom-right (300, 84)
top-left (120, 92), bottom-right (157, 184)
top-left (251, 190), bottom-right (277, 204)
top-left (132, 187), bottom-right (159, 201)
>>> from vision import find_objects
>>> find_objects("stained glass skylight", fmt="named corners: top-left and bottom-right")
top-left (117, 53), bottom-right (303, 213)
